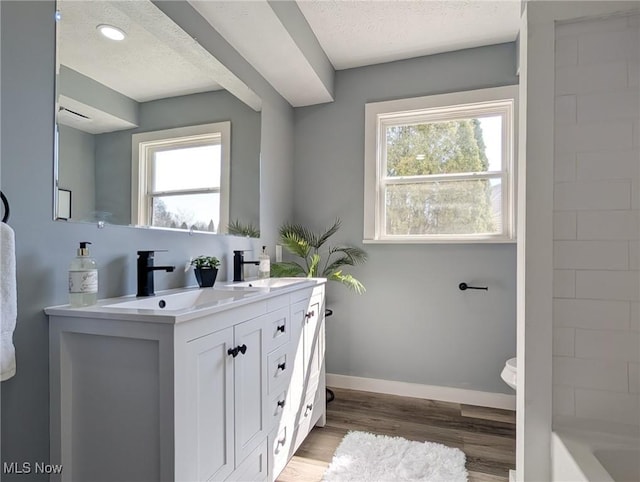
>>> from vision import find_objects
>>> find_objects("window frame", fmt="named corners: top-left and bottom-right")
top-left (131, 121), bottom-right (231, 232)
top-left (364, 85), bottom-right (518, 244)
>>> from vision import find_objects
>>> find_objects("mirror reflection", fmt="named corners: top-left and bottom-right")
top-left (55, 0), bottom-right (261, 234)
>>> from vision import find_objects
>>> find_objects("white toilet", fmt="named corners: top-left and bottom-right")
top-left (500, 357), bottom-right (517, 390)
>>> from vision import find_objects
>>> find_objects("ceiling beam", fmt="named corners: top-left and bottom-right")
top-left (189, 0), bottom-right (334, 107)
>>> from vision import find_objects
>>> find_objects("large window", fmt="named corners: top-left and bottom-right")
top-left (132, 122), bottom-right (230, 233)
top-left (364, 86), bottom-right (517, 243)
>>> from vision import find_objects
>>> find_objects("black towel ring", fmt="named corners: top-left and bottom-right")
top-left (1, 191), bottom-right (10, 223)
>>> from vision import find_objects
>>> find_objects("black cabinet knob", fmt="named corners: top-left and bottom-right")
top-left (277, 362), bottom-right (286, 371)
top-left (228, 344), bottom-right (247, 357)
top-left (277, 399), bottom-right (285, 408)
top-left (276, 324), bottom-right (285, 333)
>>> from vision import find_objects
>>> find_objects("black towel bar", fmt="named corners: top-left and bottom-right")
top-left (459, 282), bottom-right (488, 291)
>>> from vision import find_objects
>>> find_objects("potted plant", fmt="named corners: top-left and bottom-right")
top-left (190, 255), bottom-right (221, 288)
top-left (227, 219), bottom-right (260, 238)
top-left (271, 219), bottom-right (367, 403)
top-left (271, 218), bottom-right (367, 292)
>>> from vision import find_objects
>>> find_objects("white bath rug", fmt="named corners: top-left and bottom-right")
top-left (323, 431), bottom-right (468, 482)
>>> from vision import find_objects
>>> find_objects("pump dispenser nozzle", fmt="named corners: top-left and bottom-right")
top-left (78, 241), bottom-right (92, 256)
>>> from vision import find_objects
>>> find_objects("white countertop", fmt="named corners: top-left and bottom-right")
top-left (45, 278), bottom-right (325, 324)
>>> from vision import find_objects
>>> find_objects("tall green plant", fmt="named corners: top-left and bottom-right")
top-left (271, 219), bottom-right (368, 294)
top-left (227, 219), bottom-right (260, 238)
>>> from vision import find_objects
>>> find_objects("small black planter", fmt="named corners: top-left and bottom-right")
top-left (194, 267), bottom-right (218, 287)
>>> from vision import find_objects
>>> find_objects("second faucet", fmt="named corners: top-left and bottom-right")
top-left (137, 250), bottom-right (175, 297)
top-left (233, 250), bottom-right (259, 282)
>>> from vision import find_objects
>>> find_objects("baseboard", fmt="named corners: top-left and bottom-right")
top-left (326, 373), bottom-right (516, 411)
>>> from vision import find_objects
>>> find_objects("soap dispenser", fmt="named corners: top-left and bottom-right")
top-left (68, 241), bottom-right (98, 307)
top-left (258, 246), bottom-right (271, 279)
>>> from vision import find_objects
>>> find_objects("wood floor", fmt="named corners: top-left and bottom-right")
top-left (277, 387), bottom-right (515, 482)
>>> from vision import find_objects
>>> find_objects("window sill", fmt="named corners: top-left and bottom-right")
top-left (363, 237), bottom-right (517, 245)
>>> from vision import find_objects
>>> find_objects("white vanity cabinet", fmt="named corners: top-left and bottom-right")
top-left (46, 281), bottom-right (325, 482)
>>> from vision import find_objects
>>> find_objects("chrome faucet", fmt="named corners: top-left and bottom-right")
top-left (233, 250), bottom-right (259, 282)
top-left (137, 250), bottom-right (175, 297)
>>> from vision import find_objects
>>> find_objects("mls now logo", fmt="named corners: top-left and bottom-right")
top-left (3, 462), bottom-right (63, 475)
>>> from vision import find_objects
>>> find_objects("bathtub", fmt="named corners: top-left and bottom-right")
top-left (552, 427), bottom-right (640, 482)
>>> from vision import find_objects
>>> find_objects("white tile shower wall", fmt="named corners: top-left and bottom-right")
top-left (553, 14), bottom-right (640, 426)
top-left (574, 388), bottom-right (640, 425)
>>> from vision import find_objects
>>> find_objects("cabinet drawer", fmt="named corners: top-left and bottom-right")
top-left (268, 423), bottom-right (295, 481)
top-left (265, 307), bottom-right (290, 353)
top-left (268, 388), bottom-right (289, 433)
top-left (267, 344), bottom-right (293, 395)
top-left (266, 294), bottom-right (289, 313)
top-left (225, 438), bottom-right (267, 482)
top-left (294, 385), bottom-right (325, 450)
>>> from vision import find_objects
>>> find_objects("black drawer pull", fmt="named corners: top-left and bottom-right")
top-left (305, 403), bottom-right (313, 415)
top-left (238, 344), bottom-right (247, 355)
top-left (277, 399), bottom-right (286, 408)
top-left (276, 324), bottom-right (285, 333)
top-left (277, 362), bottom-right (286, 371)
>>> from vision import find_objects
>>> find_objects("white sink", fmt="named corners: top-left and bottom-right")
top-left (226, 277), bottom-right (308, 289)
top-left (103, 288), bottom-right (260, 311)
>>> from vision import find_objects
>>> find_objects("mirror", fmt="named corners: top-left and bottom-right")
top-left (54, 0), bottom-right (261, 234)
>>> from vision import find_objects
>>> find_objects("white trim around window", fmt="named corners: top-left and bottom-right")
top-left (364, 85), bottom-right (518, 244)
top-left (131, 121), bottom-right (231, 231)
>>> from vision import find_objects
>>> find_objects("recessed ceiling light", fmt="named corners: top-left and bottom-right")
top-left (97, 24), bottom-right (126, 41)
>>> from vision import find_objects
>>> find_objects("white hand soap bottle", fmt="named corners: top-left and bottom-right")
top-left (258, 246), bottom-right (270, 279)
top-left (68, 241), bottom-right (98, 307)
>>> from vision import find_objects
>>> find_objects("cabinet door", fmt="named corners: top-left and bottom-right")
top-left (292, 294), bottom-right (324, 393)
top-left (184, 327), bottom-right (234, 482)
top-left (234, 314), bottom-right (269, 464)
top-left (289, 300), bottom-right (308, 416)
top-left (304, 294), bottom-right (324, 392)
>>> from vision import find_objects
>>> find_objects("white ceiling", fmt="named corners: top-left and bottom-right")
top-left (192, 0), bottom-right (521, 106)
top-left (58, 1), bottom-right (521, 113)
top-left (58, 0), bottom-right (225, 103)
top-left (297, 0), bottom-right (521, 70)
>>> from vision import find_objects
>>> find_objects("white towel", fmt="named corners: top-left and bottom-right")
top-left (1, 222), bottom-right (16, 381)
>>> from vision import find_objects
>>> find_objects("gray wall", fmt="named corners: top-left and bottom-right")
top-left (0, 1), bottom-right (294, 476)
top-left (59, 66), bottom-right (139, 126)
top-left (57, 125), bottom-right (96, 222)
top-left (94, 89), bottom-right (261, 226)
top-left (293, 43), bottom-right (518, 394)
